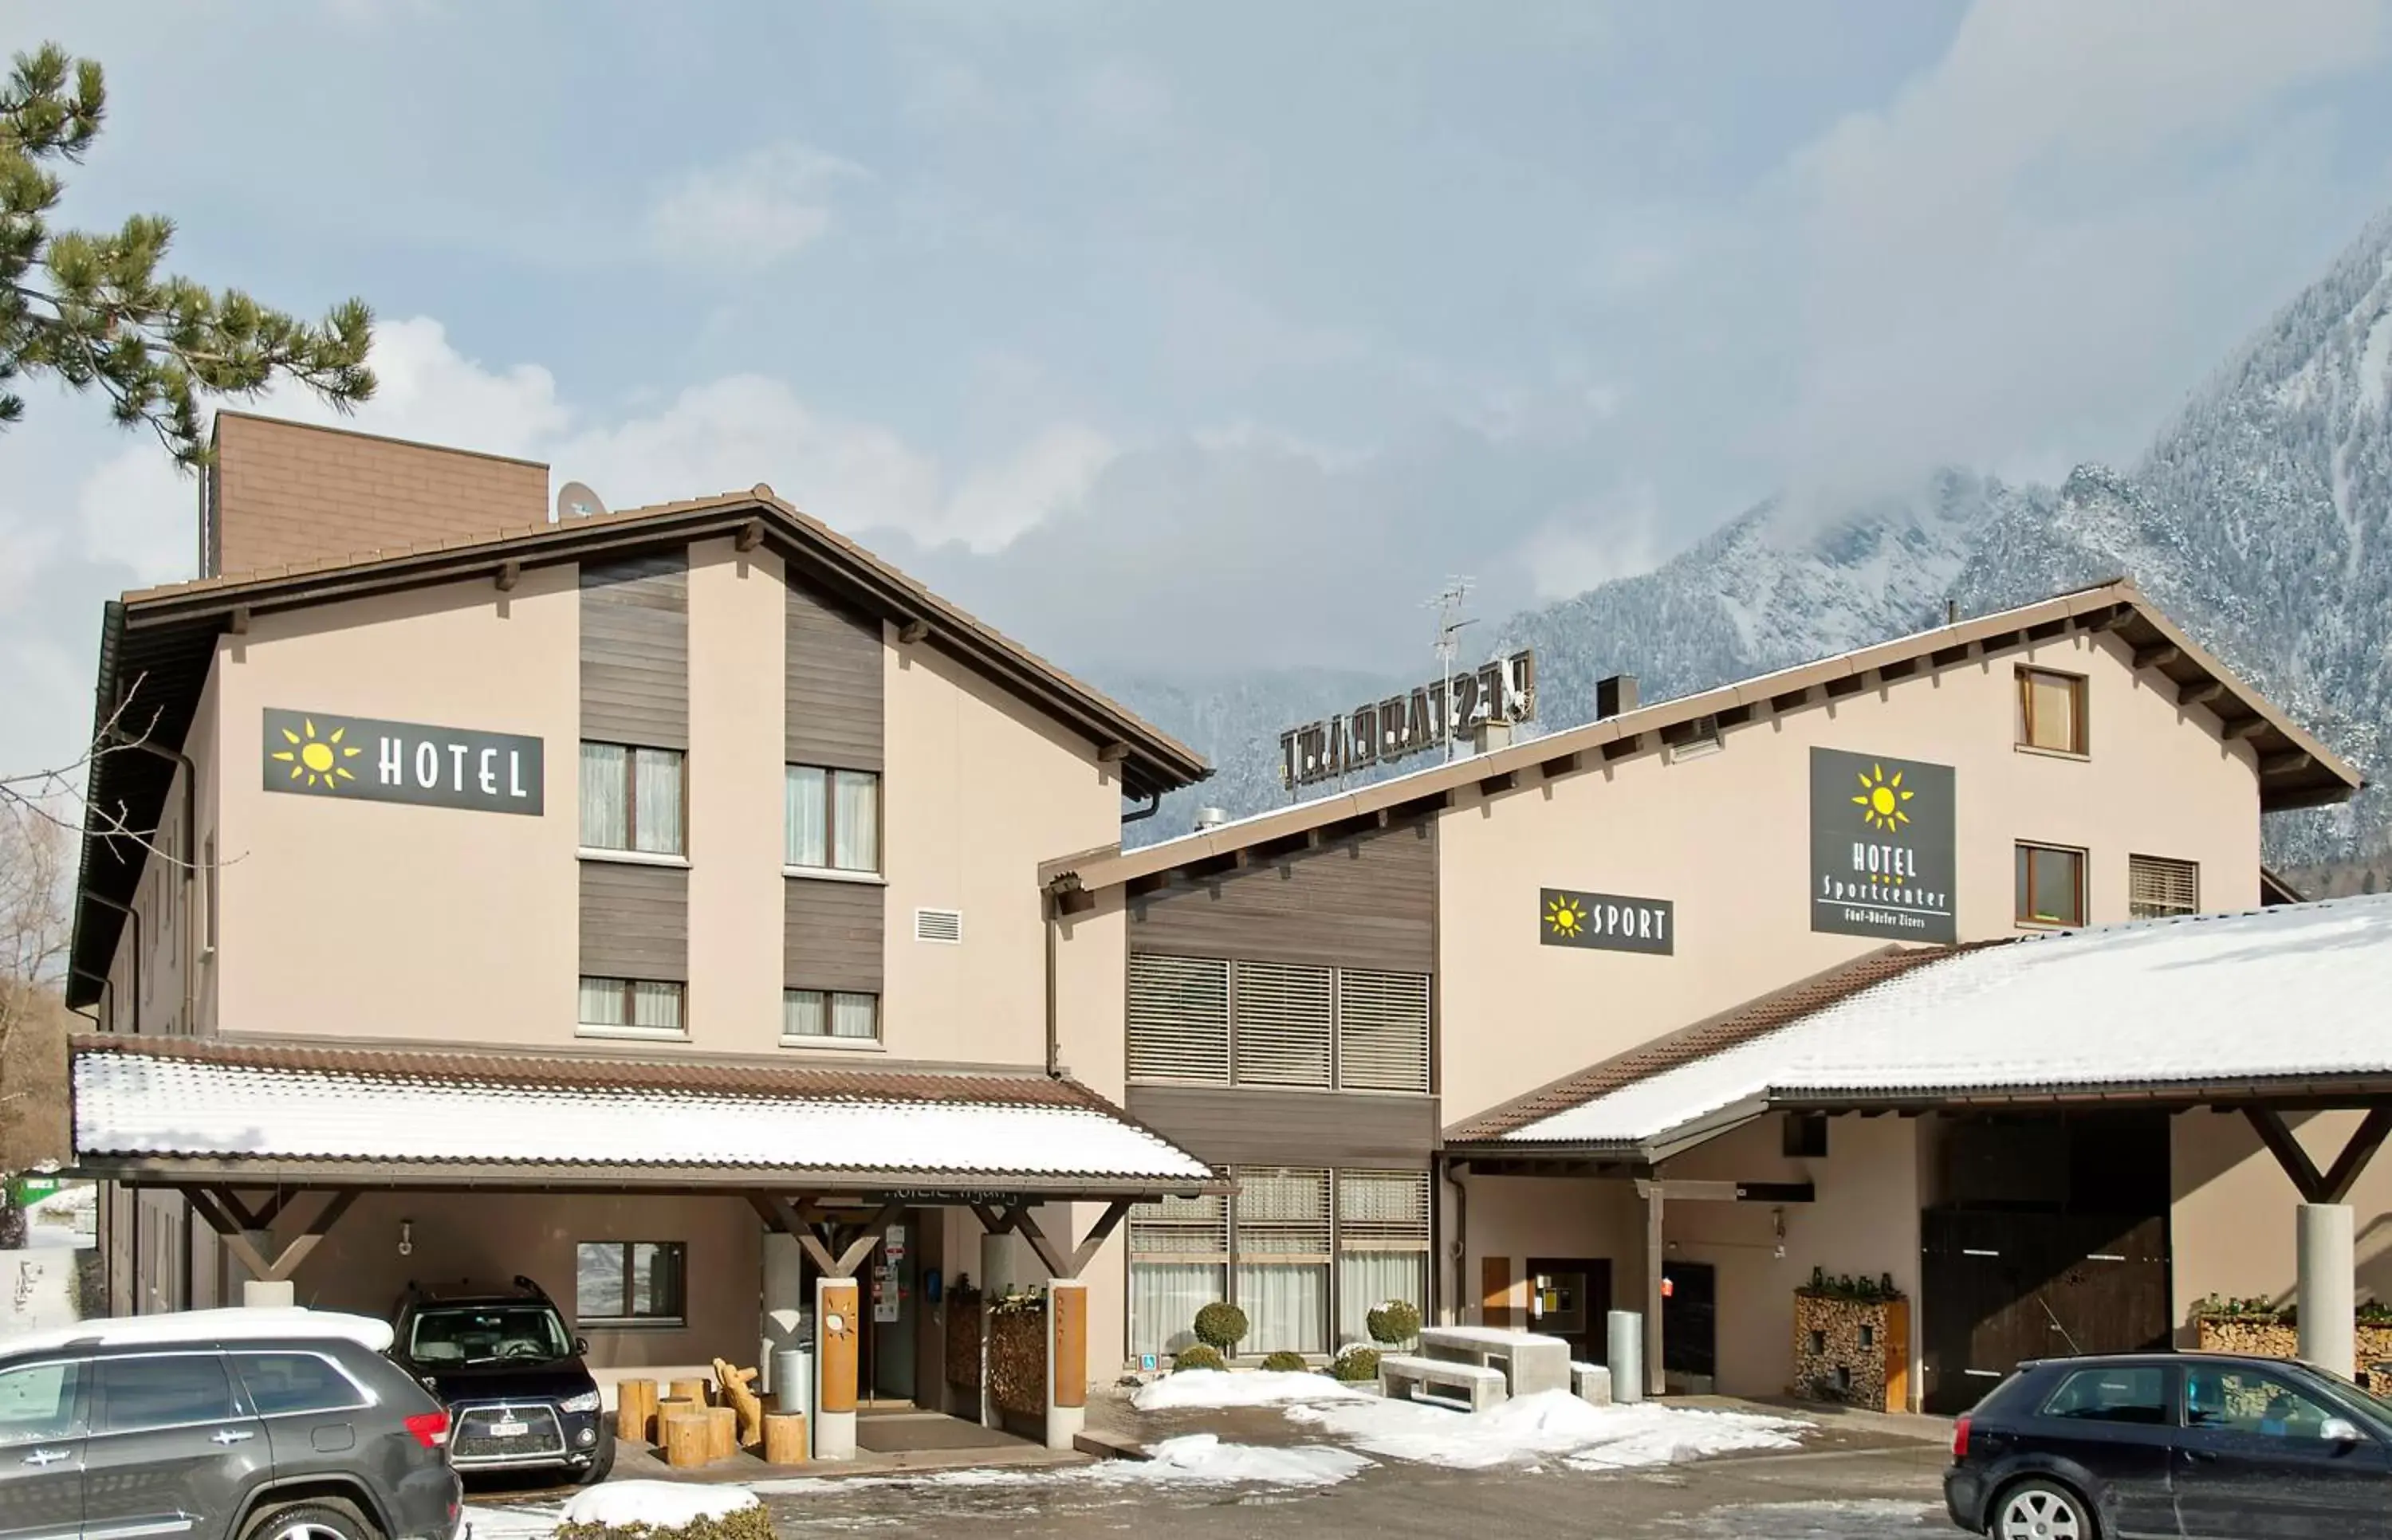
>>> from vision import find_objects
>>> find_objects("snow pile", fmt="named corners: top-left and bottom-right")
top-left (1132, 1368), bottom-right (1372, 1412)
top-left (1283, 1389), bottom-right (1802, 1470)
top-left (1091, 1433), bottom-right (1369, 1487)
top-left (557, 1482), bottom-right (757, 1529)
top-left (1, 1251), bottom-right (81, 1338)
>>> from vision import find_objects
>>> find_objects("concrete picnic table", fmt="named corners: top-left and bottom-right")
top-left (1416, 1325), bottom-right (1572, 1397)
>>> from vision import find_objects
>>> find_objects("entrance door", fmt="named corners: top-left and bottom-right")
top-left (870, 1215), bottom-right (916, 1402)
top-left (1524, 1258), bottom-right (1612, 1361)
top-left (1662, 1262), bottom-right (1717, 1390)
top-left (1921, 1211), bottom-right (2168, 1414)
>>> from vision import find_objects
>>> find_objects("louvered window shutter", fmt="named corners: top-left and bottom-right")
top-left (1233, 1168), bottom-right (1332, 1260)
top-left (1232, 961), bottom-right (1332, 1088)
top-left (1127, 953), bottom-right (1230, 1082)
top-left (1129, 1192), bottom-right (1229, 1259)
top-left (1336, 970), bottom-right (1430, 1092)
top-left (2128, 855), bottom-right (2198, 919)
top-left (1336, 1170), bottom-right (1431, 1245)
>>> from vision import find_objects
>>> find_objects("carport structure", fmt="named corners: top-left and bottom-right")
top-left (1446, 895), bottom-right (2392, 1397)
top-left (66, 1032), bottom-right (1229, 1454)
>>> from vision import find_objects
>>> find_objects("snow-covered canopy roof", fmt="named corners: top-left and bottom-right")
top-left (70, 1035), bottom-right (1222, 1197)
top-left (1467, 894), bottom-right (2392, 1156)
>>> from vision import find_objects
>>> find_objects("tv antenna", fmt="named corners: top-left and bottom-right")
top-left (1426, 577), bottom-right (1476, 762)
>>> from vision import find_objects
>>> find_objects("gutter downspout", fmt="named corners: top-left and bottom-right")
top-left (111, 734), bottom-right (196, 1036)
top-left (1448, 1160), bottom-right (1470, 1326)
top-left (1043, 890), bottom-right (1061, 1078)
top-left (67, 967), bottom-right (110, 1030)
top-left (82, 894), bottom-right (140, 1035)
top-left (1119, 790), bottom-right (1163, 826)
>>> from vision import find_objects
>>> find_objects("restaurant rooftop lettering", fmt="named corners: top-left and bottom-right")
top-left (1280, 649), bottom-right (1536, 788)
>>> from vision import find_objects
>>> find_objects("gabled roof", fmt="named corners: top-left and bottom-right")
top-left (69, 488), bottom-right (1211, 1006)
top-left (1043, 579), bottom-right (2360, 899)
top-left (70, 1034), bottom-right (1226, 1196)
top-left (1447, 895), bottom-right (2392, 1162)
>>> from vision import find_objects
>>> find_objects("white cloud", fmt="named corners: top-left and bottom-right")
top-left (1774, 0), bottom-right (2388, 502)
top-left (942, 423), bottom-right (1116, 550)
top-left (1519, 482), bottom-right (1666, 599)
top-left (646, 142), bottom-right (867, 272)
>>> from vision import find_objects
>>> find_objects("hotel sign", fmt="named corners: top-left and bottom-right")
top-left (262, 708), bottom-right (545, 815)
top-left (1280, 650), bottom-right (1537, 788)
top-left (1808, 748), bottom-right (1953, 942)
top-left (1540, 888), bottom-right (1674, 955)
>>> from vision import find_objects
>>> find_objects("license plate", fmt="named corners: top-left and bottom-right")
top-left (490, 1417), bottom-right (527, 1438)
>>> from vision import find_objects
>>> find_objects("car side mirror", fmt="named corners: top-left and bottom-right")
top-left (574, 1336), bottom-right (589, 1356)
top-left (2320, 1416), bottom-right (2362, 1444)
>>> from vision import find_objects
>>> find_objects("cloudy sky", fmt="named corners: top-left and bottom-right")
top-left (6, 0), bottom-right (2392, 785)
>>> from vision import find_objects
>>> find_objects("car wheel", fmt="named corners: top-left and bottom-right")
top-left (240, 1500), bottom-right (380, 1540)
top-left (1993, 1478), bottom-right (2095, 1540)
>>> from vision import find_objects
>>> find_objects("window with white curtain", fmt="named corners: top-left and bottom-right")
top-left (1232, 1167), bottom-right (1332, 1355)
top-left (782, 988), bottom-right (879, 1043)
top-left (580, 742), bottom-right (684, 855)
top-left (786, 764), bottom-right (879, 873)
top-left (1128, 1192), bottom-right (1228, 1360)
top-left (1334, 1169), bottom-right (1431, 1347)
top-left (579, 976), bottom-right (685, 1038)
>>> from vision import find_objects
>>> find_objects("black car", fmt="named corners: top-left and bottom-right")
top-left (0, 1308), bottom-right (462, 1540)
top-left (1946, 1351), bottom-right (2392, 1539)
top-left (388, 1277), bottom-right (614, 1484)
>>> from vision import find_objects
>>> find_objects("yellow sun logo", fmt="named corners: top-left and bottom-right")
top-left (1545, 893), bottom-right (1589, 939)
top-left (1851, 763), bottom-right (1913, 832)
top-left (271, 717), bottom-right (361, 790)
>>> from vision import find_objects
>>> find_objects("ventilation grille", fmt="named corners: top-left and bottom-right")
top-left (2128, 856), bottom-right (2198, 919)
top-left (1336, 1169), bottom-right (1431, 1245)
top-left (1337, 970), bottom-right (1430, 1092)
top-left (1127, 954), bottom-right (1230, 1082)
top-left (913, 907), bottom-right (964, 944)
top-left (1128, 1192), bottom-right (1227, 1255)
top-left (1232, 1167), bottom-right (1332, 1258)
top-left (1231, 962), bottom-right (1332, 1089)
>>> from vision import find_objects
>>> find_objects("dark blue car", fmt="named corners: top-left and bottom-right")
top-left (1947, 1352), bottom-right (2392, 1538)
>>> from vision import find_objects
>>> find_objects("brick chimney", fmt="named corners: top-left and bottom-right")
top-left (201, 412), bottom-right (550, 579)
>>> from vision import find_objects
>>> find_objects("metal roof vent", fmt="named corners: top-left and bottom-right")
top-left (1194, 806), bottom-right (1229, 833)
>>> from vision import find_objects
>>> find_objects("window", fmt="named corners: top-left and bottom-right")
top-left (1127, 955), bottom-right (1229, 1083)
top-left (2185, 1365), bottom-right (2351, 1439)
top-left (1229, 962), bottom-right (1332, 1090)
top-left (1337, 971), bottom-right (1430, 1093)
top-left (785, 765), bottom-right (879, 873)
top-left (1233, 1167), bottom-right (1332, 1355)
top-left (2043, 1365), bottom-right (2169, 1425)
top-left (1335, 1170), bottom-right (1430, 1347)
top-left (405, 1305), bottom-right (573, 1365)
top-left (2016, 843), bottom-right (2087, 927)
top-left (575, 1241), bottom-right (687, 1326)
top-left (0, 1359), bottom-right (83, 1446)
top-left (580, 742), bottom-right (684, 855)
top-left (1128, 1192), bottom-right (1228, 1360)
top-left (2130, 855), bottom-right (2199, 919)
top-left (579, 976), bottom-right (685, 1038)
top-left (782, 988), bottom-right (879, 1043)
top-left (2016, 668), bottom-right (2087, 755)
top-left (231, 1352), bottom-right (367, 1415)
top-left (1783, 1112), bottom-right (1829, 1159)
top-left (95, 1353), bottom-right (238, 1434)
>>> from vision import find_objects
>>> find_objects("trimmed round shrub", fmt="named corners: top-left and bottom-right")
top-left (1330, 1346), bottom-right (1381, 1383)
top-left (1192, 1301), bottom-right (1249, 1352)
top-left (1172, 1344), bottom-right (1226, 1372)
top-left (1259, 1349), bottom-right (1308, 1372)
top-left (1366, 1299), bottom-right (1422, 1346)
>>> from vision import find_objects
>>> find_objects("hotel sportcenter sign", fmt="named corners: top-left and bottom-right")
top-left (1808, 748), bottom-right (1955, 943)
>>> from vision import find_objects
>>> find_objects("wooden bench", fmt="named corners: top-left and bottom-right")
top-left (1379, 1353), bottom-right (1509, 1412)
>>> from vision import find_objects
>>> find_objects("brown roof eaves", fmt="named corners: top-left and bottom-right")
top-left (1048, 579), bottom-right (2362, 897)
top-left (1442, 944), bottom-right (1993, 1145)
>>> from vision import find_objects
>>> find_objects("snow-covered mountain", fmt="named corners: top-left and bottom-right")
top-left (1104, 210), bottom-right (2392, 861)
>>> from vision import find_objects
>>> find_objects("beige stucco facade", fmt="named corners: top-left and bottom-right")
top-left (2171, 1110), bottom-right (2392, 1332)
top-left (1434, 628), bottom-right (2261, 1126)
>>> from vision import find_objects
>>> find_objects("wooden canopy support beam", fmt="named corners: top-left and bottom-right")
top-left (186, 1188), bottom-right (357, 1283)
top-left (746, 1195), bottom-right (902, 1279)
top-left (966, 1200), bottom-right (1133, 1280)
top-left (210, 1189), bottom-right (293, 1232)
top-left (2244, 1107), bottom-right (2392, 1204)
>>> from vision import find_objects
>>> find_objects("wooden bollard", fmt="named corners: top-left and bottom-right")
top-left (668, 1376), bottom-right (711, 1407)
top-left (705, 1404), bottom-right (738, 1462)
top-left (615, 1378), bottom-right (659, 1443)
top-left (762, 1409), bottom-right (808, 1465)
top-left (655, 1395), bottom-right (698, 1441)
top-left (661, 1410), bottom-right (713, 1468)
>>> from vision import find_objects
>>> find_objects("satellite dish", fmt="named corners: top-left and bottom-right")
top-left (554, 481), bottom-right (608, 524)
